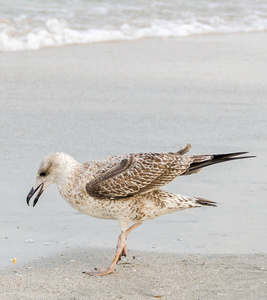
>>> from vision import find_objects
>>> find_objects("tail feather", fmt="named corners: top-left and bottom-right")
top-left (195, 197), bottom-right (217, 207)
top-left (183, 152), bottom-right (255, 176)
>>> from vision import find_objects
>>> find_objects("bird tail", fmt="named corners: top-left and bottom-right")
top-left (195, 197), bottom-right (217, 207)
top-left (182, 152), bottom-right (255, 175)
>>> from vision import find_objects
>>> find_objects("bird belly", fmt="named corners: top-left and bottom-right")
top-left (59, 187), bottom-right (198, 223)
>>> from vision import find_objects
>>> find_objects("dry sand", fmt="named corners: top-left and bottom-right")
top-left (1, 248), bottom-right (266, 300)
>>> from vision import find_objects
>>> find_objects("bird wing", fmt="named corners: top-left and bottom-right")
top-left (86, 151), bottom-right (195, 199)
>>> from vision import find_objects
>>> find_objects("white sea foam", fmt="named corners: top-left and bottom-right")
top-left (1, 0), bottom-right (267, 51)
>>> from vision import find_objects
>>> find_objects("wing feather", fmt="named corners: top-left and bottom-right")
top-left (85, 146), bottom-right (253, 200)
top-left (86, 152), bottom-right (193, 199)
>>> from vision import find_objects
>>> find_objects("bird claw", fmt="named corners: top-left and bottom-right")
top-left (82, 268), bottom-right (114, 276)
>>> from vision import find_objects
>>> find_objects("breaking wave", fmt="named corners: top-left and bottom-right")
top-left (1, 0), bottom-right (267, 51)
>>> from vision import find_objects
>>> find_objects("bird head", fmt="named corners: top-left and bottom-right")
top-left (26, 152), bottom-right (76, 207)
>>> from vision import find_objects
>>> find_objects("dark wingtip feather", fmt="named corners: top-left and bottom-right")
top-left (213, 152), bottom-right (256, 160)
top-left (183, 152), bottom-right (256, 176)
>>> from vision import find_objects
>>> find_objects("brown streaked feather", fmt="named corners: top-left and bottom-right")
top-left (86, 152), bottom-right (195, 199)
top-left (177, 143), bottom-right (191, 155)
top-left (85, 148), bottom-right (254, 200)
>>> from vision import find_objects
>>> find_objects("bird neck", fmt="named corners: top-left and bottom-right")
top-left (54, 153), bottom-right (81, 186)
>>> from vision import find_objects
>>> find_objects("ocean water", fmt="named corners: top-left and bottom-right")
top-left (1, 0), bottom-right (267, 51)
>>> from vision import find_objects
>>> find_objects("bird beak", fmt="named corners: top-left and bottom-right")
top-left (26, 183), bottom-right (44, 207)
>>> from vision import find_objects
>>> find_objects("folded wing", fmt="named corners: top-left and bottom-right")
top-left (85, 145), bottom-right (253, 200)
top-left (86, 145), bottom-right (210, 199)
top-left (86, 144), bottom-right (212, 199)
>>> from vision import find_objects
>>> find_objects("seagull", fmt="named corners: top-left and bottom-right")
top-left (26, 144), bottom-right (253, 276)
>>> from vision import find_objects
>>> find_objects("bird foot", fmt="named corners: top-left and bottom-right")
top-left (118, 246), bottom-right (127, 261)
top-left (82, 268), bottom-right (114, 277)
top-left (121, 245), bottom-right (127, 257)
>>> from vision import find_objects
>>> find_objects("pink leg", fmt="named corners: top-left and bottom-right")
top-left (83, 231), bottom-right (127, 276)
top-left (117, 222), bottom-right (143, 258)
top-left (83, 222), bottom-right (143, 277)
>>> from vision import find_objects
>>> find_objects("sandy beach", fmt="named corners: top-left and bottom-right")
top-left (1, 32), bottom-right (267, 299)
top-left (1, 249), bottom-right (266, 300)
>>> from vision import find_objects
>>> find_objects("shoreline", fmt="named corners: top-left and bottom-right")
top-left (1, 31), bottom-right (267, 54)
top-left (1, 248), bottom-right (266, 299)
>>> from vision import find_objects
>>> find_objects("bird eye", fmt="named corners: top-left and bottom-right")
top-left (39, 172), bottom-right (46, 177)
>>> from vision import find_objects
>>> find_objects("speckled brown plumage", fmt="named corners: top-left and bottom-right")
top-left (26, 144), bottom-right (253, 276)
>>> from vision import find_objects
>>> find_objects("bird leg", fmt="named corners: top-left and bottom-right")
top-left (117, 222), bottom-right (143, 259)
top-left (83, 222), bottom-right (142, 276)
top-left (83, 230), bottom-right (127, 276)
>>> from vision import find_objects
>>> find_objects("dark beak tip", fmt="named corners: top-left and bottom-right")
top-left (26, 187), bottom-right (34, 206)
top-left (26, 184), bottom-right (44, 207)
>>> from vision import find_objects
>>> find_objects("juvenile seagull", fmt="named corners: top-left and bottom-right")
top-left (26, 144), bottom-right (253, 276)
